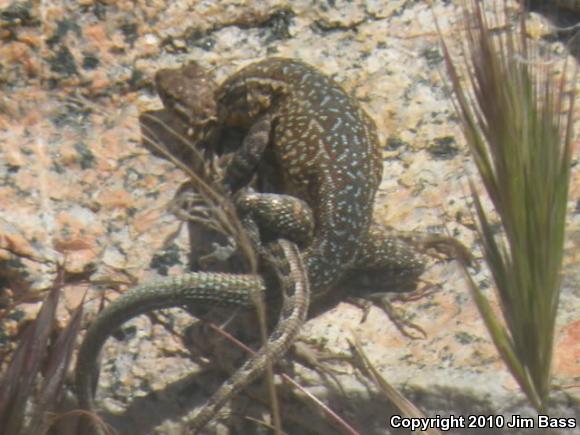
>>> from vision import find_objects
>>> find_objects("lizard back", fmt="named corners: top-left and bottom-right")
top-left (217, 58), bottom-right (383, 291)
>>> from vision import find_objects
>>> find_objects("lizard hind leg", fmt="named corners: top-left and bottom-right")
top-left (344, 224), bottom-right (430, 293)
top-left (339, 224), bottom-right (469, 338)
top-left (235, 189), bottom-right (315, 249)
top-left (344, 223), bottom-right (471, 293)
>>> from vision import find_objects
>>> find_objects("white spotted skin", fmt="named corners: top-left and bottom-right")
top-left (218, 58), bottom-right (383, 292)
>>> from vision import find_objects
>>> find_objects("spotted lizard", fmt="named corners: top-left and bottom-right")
top-left (75, 58), bottom-right (465, 433)
top-left (156, 58), bottom-right (460, 298)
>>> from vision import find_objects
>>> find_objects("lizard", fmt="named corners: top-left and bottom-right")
top-left (75, 58), bottom-right (466, 433)
top-left (155, 58), bottom-right (386, 296)
top-left (156, 58), bottom-right (464, 301)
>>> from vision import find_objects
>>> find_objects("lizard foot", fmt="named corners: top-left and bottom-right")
top-left (397, 232), bottom-right (473, 266)
top-left (289, 340), bottom-right (351, 398)
top-left (347, 289), bottom-right (437, 339)
top-left (198, 238), bottom-right (238, 268)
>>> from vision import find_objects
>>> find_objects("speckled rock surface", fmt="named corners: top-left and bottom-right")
top-left (0, 1), bottom-right (578, 434)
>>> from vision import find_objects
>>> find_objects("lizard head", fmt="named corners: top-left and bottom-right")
top-left (155, 62), bottom-right (219, 140)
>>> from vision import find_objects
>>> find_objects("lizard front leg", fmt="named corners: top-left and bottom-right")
top-left (222, 113), bottom-right (275, 192)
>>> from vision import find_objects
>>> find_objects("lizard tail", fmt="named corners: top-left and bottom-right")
top-left (74, 271), bottom-right (264, 434)
top-left (190, 239), bottom-right (310, 432)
